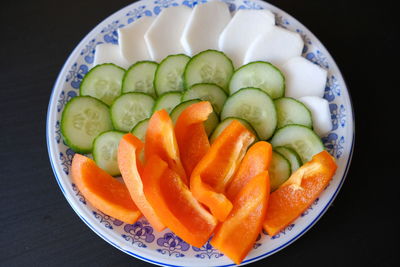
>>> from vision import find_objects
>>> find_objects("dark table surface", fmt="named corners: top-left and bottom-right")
top-left (1, 0), bottom-right (397, 266)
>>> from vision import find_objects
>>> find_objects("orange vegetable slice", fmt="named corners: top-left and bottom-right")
top-left (118, 133), bottom-right (165, 232)
top-left (71, 153), bottom-right (141, 224)
top-left (143, 155), bottom-right (217, 248)
top-left (190, 120), bottom-right (255, 221)
top-left (175, 101), bottom-right (212, 176)
top-left (145, 109), bottom-right (188, 185)
top-left (263, 150), bottom-right (337, 236)
top-left (211, 171), bottom-right (270, 264)
top-left (226, 141), bottom-right (272, 200)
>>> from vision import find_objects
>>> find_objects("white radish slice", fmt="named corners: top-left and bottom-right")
top-left (218, 9), bottom-right (275, 68)
top-left (181, 1), bottom-right (231, 56)
top-left (118, 16), bottom-right (155, 64)
top-left (243, 26), bottom-right (304, 66)
top-left (93, 43), bottom-right (130, 69)
top-left (299, 96), bottom-right (332, 136)
top-left (144, 6), bottom-right (192, 62)
top-left (281, 56), bottom-right (327, 98)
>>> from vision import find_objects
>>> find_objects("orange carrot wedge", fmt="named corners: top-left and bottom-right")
top-left (263, 150), bottom-right (337, 236)
top-left (175, 101), bottom-right (212, 176)
top-left (226, 141), bottom-right (272, 200)
top-left (190, 120), bottom-right (255, 221)
top-left (211, 171), bottom-right (270, 265)
top-left (143, 155), bottom-right (217, 248)
top-left (145, 109), bottom-right (188, 185)
top-left (71, 154), bottom-right (141, 224)
top-left (118, 133), bottom-right (166, 232)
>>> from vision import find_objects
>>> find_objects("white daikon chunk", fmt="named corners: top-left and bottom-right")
top-left (144, 6), bottom-right (192, 62)
top-left (281, 56), bottom-right (327, 98)
top-left (243, 26), bottom-right (304, 66)
top-left (118, 16), bottom-right (155, 65)
top-left (218, 9), bottom-right (275, 68)
top-left (93, 43), bottom-right (130, 69)
top-left (181, 1), bottom-right (231, 56)
top-left (299, 96), bottom-right (332, 136)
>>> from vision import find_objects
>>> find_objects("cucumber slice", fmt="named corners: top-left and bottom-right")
top-left (275, 97), bottom-right (313, 129)
top-left (170, 99), bottom-right (219, 136)
top-left (270, 124), bottom-right (324, 163)
top-left (110, 92), bottom-right (154, 132)
top-left (80, 63), bottom-right (125, 106)
top-left (131, 118), bottom-right (149, 142)
top-left (154, 54), bottom-right (190, 95)
top-left (220, 87), bottom-right (277, 140)
top-left (182, 83), bottom-right (227, 114)
top-left (269, 151), bottom-right (292, 191)
top-left (183, 50), bottom-right (234, 93)
top-left (122, 61), bottom-right (158, 97)
top-left (210, 117), bottom-right (259, 144)
top-left (229, 61), bottom-right (285, 99)
top-left (274, 146), bottom-right (302, 173)
top-left (153, 92), bottom-right (182, 114)
top-left (93, 131), bottom-right (124, 176)
top-left (61, 96), bottom-right (113, 153)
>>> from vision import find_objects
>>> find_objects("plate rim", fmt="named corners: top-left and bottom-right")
top-left (46, 0), bottom-right (355, 266)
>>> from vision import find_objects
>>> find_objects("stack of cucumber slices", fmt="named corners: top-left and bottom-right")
top-left (61, 49), bottom-right (325, 190)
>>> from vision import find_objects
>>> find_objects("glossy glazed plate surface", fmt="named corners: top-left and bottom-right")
top-left (46, 0), bottom-right (354, 266)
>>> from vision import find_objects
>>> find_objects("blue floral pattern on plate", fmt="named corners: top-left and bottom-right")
top-left (122, 220), bottom-right (155, 248)
top-left (324, 75), bottom-right (341, 101)
top-left (271, 224), bottom-right (295, 240)
top-left (65, 63), bottom-right (88, 89)
top-left (47, 0), bottom-right (353, 265)
top-left (323, 133), bottom-right (345, 159)
top-left (153, 0), bottom-right (179, 15)
top-left (80, 38), bottom-right (103, 64)
top-left (330, 103), bottom-right (346, 130)
top-left (57, 90), bottom-right (77, 112)
top-left (93, 210), bottom-right (124, 229)
top-left (101, 20), bottom-right (124, 44)
top-left (305, 49), bottom-right (329, 69)
top-left (71, 183), bottom-right (86, 205)
top-left (126, 5), bottom-right (153, 24)
top-left (238, 0), bottom-right (263, 10)
top-left (301, 198), bottom-right (319, 217)
top-left (192, 240), bottom-right (224, 259)
top-left (59, 148), bottom-right (75, 175)
top-left (182, 0), bottom-right (207, 8)
top-left (55, 120), bottom-right (61, 144)
top-left (156, 233), bottom-right (190, 257)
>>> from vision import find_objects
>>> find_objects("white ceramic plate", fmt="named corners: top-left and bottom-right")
top-left (46, 0), bottom-right (354, 266)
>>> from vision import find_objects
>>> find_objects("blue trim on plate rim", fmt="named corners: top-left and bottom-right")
top-left (46, 0), bottom-right (355, 266)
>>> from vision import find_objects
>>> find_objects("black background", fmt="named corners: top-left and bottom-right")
top-left (0, 0), bottom-right (397, 266)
